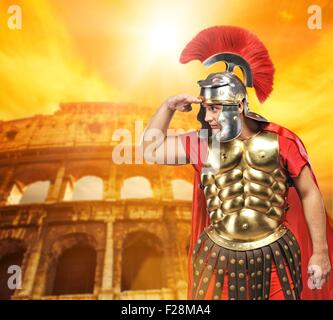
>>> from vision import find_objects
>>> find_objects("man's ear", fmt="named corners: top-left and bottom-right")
top-left (238, 101), bottom-right (244, 113)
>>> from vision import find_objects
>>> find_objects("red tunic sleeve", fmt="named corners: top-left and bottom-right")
top-left (278, 135), bottom-right (309, 178)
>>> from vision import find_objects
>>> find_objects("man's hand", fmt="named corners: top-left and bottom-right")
top-left (163, 94), bottom-right (202, 112)
top-left (307, 252), bottom-right (331, 289)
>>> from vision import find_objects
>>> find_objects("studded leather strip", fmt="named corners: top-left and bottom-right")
top-left (284, 232), bottom-right (302, 297)
top-left (192, 232), bottom-right (209, 262)
top-left (261, 246), bottom-right (272, 300)
top-left (212, 247), bottom-right (229, 300)
top-left (236, 251), bottom-right (247, 300)
top-left (192, 237), bottom-right (215, 298)
top-left (277, 236), bottom-right (299, 299)
top-left (246, 250), bottom-right (256, 300)
top-left (195, 244), bottom-right (220, 299)
top-left (228, 250), bottom-right (237, 300)
top-left (270, 241), bottom-right (294, 300)
top-left (253, 249), bottom-right (264, 300)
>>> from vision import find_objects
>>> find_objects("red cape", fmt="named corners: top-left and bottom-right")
top-left (184, 122), bottom-right (333, 300)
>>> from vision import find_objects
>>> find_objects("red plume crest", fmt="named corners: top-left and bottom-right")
top-left (179, 26), bottom-right (275, 103)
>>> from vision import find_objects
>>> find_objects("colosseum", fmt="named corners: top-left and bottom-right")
top-left (0, 102), bottom-right (196, 300)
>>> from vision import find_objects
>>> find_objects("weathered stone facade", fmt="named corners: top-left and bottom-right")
top-left (0, 103), bottom-right (194, 300)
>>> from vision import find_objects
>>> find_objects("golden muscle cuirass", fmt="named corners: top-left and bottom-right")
top-left (201, 131), bottom-right (289, 251)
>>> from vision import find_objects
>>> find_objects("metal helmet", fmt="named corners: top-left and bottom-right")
top-left (180, 26), bottom-right (274, 141)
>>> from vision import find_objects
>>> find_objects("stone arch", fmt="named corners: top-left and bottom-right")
top-left (121, 230), bottom-right (164, 291)
top-left (120, 176), bottom-right (153, 199)
top-left (69, 175), bottom-right (104, 201)
top-left (0, 239), bottom-right (26, 300)
top-left (171, 179), bottom-right (193, 200)
top-left (44, 233), bottom-right (97, 296)
top-left (18, 181), bottom-right (50, 204)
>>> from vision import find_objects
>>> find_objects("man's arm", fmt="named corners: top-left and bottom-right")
top-left (140, 94), bottom-right (202, 164)
top-left (293, 165), bottom-right (331, 288)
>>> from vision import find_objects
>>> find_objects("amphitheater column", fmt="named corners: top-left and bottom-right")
top-left (0, 167), bottom-right (14, 205)
top-left (98, 216), bottom-right (115, 299)
top-left (14, 236), bottom-right (44, 299)
top-left (45, 165), bottom-right (66, 203)
top-left (104, 165), bottom-right (120, 200)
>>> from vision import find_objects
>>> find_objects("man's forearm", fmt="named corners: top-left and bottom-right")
top-left (141, 102), bottom-right (175, 151)
top-left (301, 190), bottom-right (328, 253)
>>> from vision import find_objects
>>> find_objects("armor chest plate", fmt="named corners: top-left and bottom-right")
top-left (201, 131), bottom-right (289, 250)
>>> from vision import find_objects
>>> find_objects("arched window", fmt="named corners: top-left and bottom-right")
top-left (19, 181), bottom-right (50, 204)
top-left (6, 182), bottom-right (23, 205)
top-left (171, 179), bottom-right (193, 200)
top-left (51, 245), bottom-right (96, 295)
top-left (121, 232), bottom-right (163, 291)
top-left (0, 249), bottom-right (25, 300)
top-left (120, 176), bottom-right (153, 199)
top-left (71, 176), bottom-right (103, 201)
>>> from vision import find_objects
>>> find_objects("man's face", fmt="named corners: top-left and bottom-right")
top-left (203, 103), bottom-right (223, 130)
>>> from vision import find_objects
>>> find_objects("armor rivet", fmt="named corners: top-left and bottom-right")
top-left (265, 294), bottom-right (268, 299)
top-left (233, 116), bottom-right (237, 121)
top-left (199, 259), bottom-right (204, 264)
top-left (294, 253), bottom-right (297, 258)
top-left (250, 259), bottom-right (254, 265)
top-left (195, 271), bottom-right (199, 276)
top-left (239, 273), bottom-right (245, 279)
top-left (266, 254), bottom-right (271, 259)
top-left (279, 263), bottom-right (284, 269)
top-left (251, 285), bottom-right (256, 290)
top-left (212, 252), bottom-right (217, 258)
top-left (290, 258), bottom-right (293, 262)
top-left (297, 249), bottom-right (300, 254)
top-left (193, 282), bottom-right (197, 287)
top-left (204, 246), bottom-right (209, 251)
top-left (203, 277), bottom-right (208, 283)
top-left (214, 295), bottom-right (219, 300)
top-left (240, 286), bottom-right (245, 292)
top-left (207, 265), bottom-right (213, 271)
top-left (293, 271), bottom-right (296, 275)
top-left (283, 277), bottom-right (287, 282)
top-left (259, 151), bottom-right (265, 158)
top-left (198, 239), bottom-right (202, 244)
top-left (287, 290), bottom-right (291, 295)
top-left (239, 259), bottom-right (245, 266)
top-left (289, 241), bottom-right (293, 246)
top-left (230, 285), bottom-right (235, 291)
top-left (230, 298), bottom-right (235, 300)
top-left (220, 255), bottom-right (226, 261)
top-left (230, 272), bottom-right (236, 278)
top-left (257, 284), bottom-right (262, 289)
top-left (216, 282), bottom-right (221, 288)
top-left (241, 223), bottom-right (249, 230)
top-left (284, 245), bottom-right (288, 250)
top-left (258, 296), bottom-right (262, 300)
top-left (257, 257), bottom-right (262, 263)
top-left (275, 250), bottom-right (280, 256)
top-left (266, 281), bottom-right (269, 286)
top-left (230, 258), bottom-right (236, 264)
top-left (257, 271), bottom-right (262, 276)
top-left (218, 269), bottom-right (224, 275)
top-left (266, 268), bottom-right (270, 273)
top-left (251, 272), bottom-right (255, 278)
top-left (193, 250), bottom-right (196, 254)
top-left (199, 290), bottom-right (204, 295)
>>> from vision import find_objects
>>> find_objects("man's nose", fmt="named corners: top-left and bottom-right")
top-left (205, 111), bottom-right (213, 122)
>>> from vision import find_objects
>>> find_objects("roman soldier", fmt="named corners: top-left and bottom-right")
top-left (142, 26), bottom-right (333, 300)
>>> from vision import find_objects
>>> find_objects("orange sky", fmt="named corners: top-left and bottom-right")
top-left (0, 0), bottom-right (333, 211)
